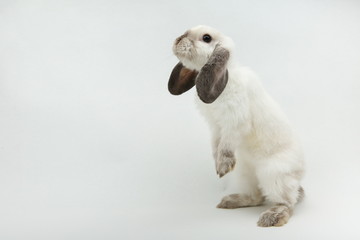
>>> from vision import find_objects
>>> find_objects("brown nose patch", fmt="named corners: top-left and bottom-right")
top-left (175, 32), bottom-right (188, 45)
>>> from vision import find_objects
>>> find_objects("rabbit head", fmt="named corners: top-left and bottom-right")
top-left (168, 25), bottom-right (234, 103)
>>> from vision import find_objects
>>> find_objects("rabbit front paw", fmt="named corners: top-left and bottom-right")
top-left (216, 150), bottom-right (236, 177)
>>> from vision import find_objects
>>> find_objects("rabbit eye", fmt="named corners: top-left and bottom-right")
top-left (202, 34), bottom-right (212, 43)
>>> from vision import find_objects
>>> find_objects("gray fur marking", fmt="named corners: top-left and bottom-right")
top-left (297, 186), bottom-right (305, 202)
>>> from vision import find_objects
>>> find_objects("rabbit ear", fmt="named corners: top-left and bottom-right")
top-left (168, 62), bottom-right (198, 95)
top-left (196, 45), bottom-right (230, 103)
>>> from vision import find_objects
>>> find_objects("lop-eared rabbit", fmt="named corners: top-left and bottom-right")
top-left (168, 25), bottom-right (304, 227)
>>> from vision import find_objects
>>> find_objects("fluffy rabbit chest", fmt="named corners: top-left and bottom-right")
top-left (195, 76), bottom-right (250, 132)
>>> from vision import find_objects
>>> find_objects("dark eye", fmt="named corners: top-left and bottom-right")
top-left (202, 34), bottom-right (212, 43)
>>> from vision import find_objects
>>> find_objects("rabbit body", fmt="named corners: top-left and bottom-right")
top-left (196, 62), bottom-right (304, 202)
top-left (168, 25), bottom-right (304, 227)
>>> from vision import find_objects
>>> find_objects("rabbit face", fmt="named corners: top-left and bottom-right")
top-left (168, 26), bottom-right (232, 103)
top-left (172, 25), bottom-right (229, 71)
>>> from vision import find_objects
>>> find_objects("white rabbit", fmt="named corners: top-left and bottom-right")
top-left (168, 25), bottom-right (305, 227)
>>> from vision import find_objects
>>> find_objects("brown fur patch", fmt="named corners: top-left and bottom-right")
top-left (175, 32), bottom-right (188, 45)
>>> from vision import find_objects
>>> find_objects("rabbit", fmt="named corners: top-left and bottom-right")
top-left (168, 25), bottom-right (305, 227)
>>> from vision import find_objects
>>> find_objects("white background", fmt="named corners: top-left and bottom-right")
top-left (1, 0), bottom-right (360, 239)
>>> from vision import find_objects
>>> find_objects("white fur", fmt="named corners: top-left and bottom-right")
top-left (174, 25), bottom-right (305, 208)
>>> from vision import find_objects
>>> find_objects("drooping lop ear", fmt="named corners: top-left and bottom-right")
top-left (195, 45), bottom-right (230, 104)
top-left (168, 62), bottom-right (198, 95)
